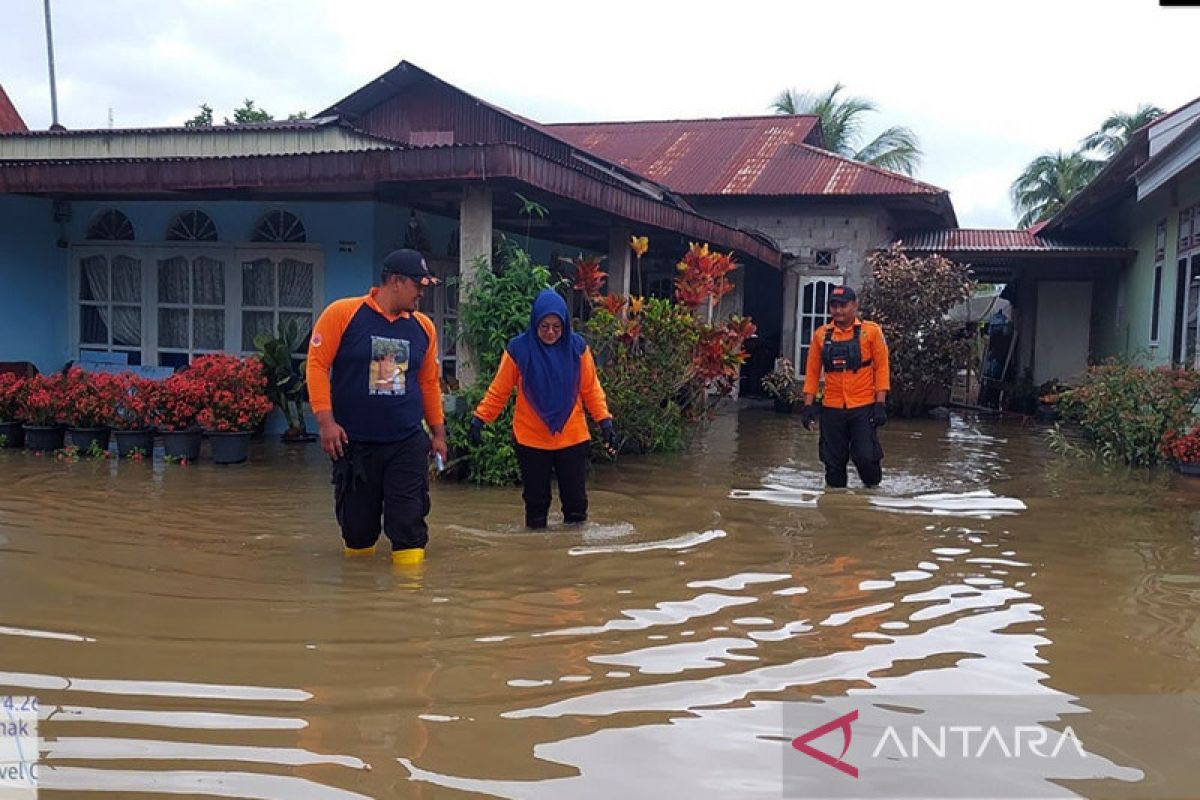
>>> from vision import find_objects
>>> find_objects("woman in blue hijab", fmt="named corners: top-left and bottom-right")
top-left (470, 289), bottom-right (619, 528)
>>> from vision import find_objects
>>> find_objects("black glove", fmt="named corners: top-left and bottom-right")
top-left (871, 402), bottom-right (888, 428)
top-left (800, 404), bottom-right (817, 431)
top-left (600, 419), bottom-right (619, 455)
top-left (468, 416), bottom-right (485, 446)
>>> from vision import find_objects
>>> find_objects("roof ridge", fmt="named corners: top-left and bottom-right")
top-left (786, 141), bottom-right (946, 194)
top-left (547, 114), bottom-right (821, 127)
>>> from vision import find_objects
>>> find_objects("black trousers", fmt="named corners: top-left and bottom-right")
top-left (332, 433), bottom-right (431, 551)
top-left (819, 405), bottom-right (883, 488)
top-left (515, 441), bottom-right (590, 528)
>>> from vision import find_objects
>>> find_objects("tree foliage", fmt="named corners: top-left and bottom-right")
top-left (771, 83), bottom-right (922, 175)
top-left (1009, 150), bottom-right (1103, 229)
top-left (1081, 104), bottom-right (1165, 158)
top-left (859, 244), bottom-right (974, 416)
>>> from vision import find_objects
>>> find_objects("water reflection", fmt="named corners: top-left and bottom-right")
top-left (1, 409), bottom-right (1198, 797)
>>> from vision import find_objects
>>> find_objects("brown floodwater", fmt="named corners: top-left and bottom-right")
top-left (2, 409), bottom-right (1200, 799)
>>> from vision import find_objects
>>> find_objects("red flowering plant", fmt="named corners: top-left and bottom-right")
top-left (152, 372), bottom-right (208, 432)
top-left (18, 373), bottom-right (70, 426)
top-left (1161, 424), bottom-right (1200, 464)
top-left (112, 375), bottom-right (161, 431)
top-left (0, 373), bottom-right (29, 423)
top-left (60, 368), bottom-right (126, 428)
top-left (188, 354), bottom-right (274, 433)
top-left (571, 254), bottom-right (607, 301)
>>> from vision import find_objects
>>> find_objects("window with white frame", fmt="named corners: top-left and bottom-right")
top-left (79, 253), bottom-right (144, 364)
top-left (1151, 219), bottom-right (1166, 346)
top-left (795, 276), bottom-right (843, 371)
top-left (240, 255), bottom-right (317, 359)
top-left (71, 242), bottom-right (323, 369)
top-left (157, 254), bottom-right (227, 368)
top-left (422, 258), bottom-right (458, 382)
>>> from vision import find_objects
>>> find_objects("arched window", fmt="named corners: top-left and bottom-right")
top-left (86, 209), bottom-right (135, 241)
top-left (166, 210), bottom-right (218, 242)
top-left (251, 210), bottom-right (306, 243)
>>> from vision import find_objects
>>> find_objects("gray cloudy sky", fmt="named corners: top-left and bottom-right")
top-left (2, 0), bottom-right (1196, 228)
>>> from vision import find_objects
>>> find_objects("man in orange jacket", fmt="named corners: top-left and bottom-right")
top-left (800, 285), bottom-right (890, 488)
top-left (306, 249), bottom-right (448, 566)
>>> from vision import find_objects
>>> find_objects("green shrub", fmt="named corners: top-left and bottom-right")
top-left (585, 297), bottom-right (698, 454)
top-left (1051, 361), bottom-right (1200, 466)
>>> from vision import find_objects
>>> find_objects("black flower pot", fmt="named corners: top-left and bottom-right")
top-left (773, 398), bottom-right (796, 414)
top-left (209, 431), bottom-right (251, 465)
top-left (1174, 460), bottom-right (1200, 477)
top-left (66, 427), bottom-right (111, 455)
top-left (22, 425), bottom-right (64, 452)
top-left (0, 420), bottom-right (25, 448)
top-left (162, 429), bottom-right (202, 462)
top-left (114, 429), bottom-right (156, 459)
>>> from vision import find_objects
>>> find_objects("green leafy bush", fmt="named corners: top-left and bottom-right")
top-left (1050, 361), bottom-right (1200, 466)
top-left (585, 297), bottom-right (698, 454)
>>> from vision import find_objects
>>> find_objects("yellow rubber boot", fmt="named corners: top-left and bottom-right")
top-left (343, 544), bottom-right (376, 557)
top-left (391, 547), bottom-right (425, 566)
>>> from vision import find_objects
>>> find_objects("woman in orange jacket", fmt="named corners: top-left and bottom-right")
top-left (469, 289), bottom-right (618, 528)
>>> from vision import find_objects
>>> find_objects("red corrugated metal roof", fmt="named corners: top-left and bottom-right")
top-left (899, 228), bottom-right (1130, 253)
top-left (0, 85), bottom-right (27, 134)
top-left (548, 117), bottom-right (944, 197)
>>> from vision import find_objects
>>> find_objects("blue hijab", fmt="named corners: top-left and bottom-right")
top-left (507, 289), bottom-right (586, 434)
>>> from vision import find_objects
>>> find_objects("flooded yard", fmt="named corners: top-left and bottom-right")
top-left (2, 409), bottom-right (1200, 798)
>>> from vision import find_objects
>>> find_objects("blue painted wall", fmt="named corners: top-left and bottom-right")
top-left (0, 195), bottom-right (67, 373)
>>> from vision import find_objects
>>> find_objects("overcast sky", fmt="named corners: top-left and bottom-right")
top-left (2, 0), bottom-right (1196, 228)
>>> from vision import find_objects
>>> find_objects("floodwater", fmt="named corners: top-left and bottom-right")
top-left (2, 409), bottom-right (1200, 799)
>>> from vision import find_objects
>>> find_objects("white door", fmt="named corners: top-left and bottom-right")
top-left (1034, 281), bottom-right (1092, 384)
top-left (794, 277), bottom-right (843, 371)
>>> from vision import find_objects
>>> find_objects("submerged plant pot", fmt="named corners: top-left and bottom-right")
top-left (208, 430), bottom-right (252, 464)
top-left (0, 420), bottom-right (25, 448)
top-left (114, 429), bottom-right (156, 459)
top-left (1174, 460), bottom-right (1200, 477)
top-left (23, 425), bottom-right (64, 452)
top-left (66, 426), bottom-right (111, 455)
top-left (162, 429), bottom-right (202, 462)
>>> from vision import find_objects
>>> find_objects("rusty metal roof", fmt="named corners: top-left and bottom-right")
top-left (899, 228), bottom-right (1131, 254)
top-left (548, 118), bottom-right (944, 198)
top-left (0, 85), bottom-right (26, 133)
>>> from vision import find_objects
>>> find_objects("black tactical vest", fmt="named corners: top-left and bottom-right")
top-left (821, 325), bottom-right (873, 373)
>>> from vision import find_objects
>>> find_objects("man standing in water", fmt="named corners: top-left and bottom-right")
top-left (306, 249), bottom-right (448, 566)
top-left (800, 285), bottom-right (890, 488)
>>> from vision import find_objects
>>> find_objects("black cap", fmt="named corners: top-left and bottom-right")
top-left (828, 285), bottom-right (857, 304)
top-left (381, 249), bottom-right (441, 285)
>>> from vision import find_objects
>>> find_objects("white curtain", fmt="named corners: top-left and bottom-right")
top-left (81, 255), bottom-right (141, 348)
top-left (191, 257), bottom-right (225, 351)
top-left (242, 259), bottom-right (274, 306)
top-left (279, 259), bottom-right (313, 308)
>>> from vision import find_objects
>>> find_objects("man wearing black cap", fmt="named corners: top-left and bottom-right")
top-left (306, 249), bottom-right (448, 566)
top-left (800, 285), bottom-right (891, 488)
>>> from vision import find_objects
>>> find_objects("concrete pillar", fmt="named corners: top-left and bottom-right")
top-left (781, 266), bottom-right (801, 366)
top-left (457, 185), bottom-right (493, 387)
top-left (607, 227), bottom-right (632, 296)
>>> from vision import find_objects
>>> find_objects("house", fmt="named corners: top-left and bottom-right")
top-left (0, 64), bottom-right (778, 385)
top-left (548, 116), bottom-right (958, 388)
top-left (0, 85), bottom-right (27, 134)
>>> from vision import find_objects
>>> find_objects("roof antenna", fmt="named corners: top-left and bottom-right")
top-left (43, 0), bottom-right (63, 130)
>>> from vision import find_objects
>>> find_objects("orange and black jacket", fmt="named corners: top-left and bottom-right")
top-left (474, 349), bottom-right (611, 450)
top-left (306, 288), bottom-right (444, 442)
top-left (803, 318), bottom-right (890, 410)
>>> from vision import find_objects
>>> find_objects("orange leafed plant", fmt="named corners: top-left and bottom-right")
top-left (629, 235), bottom-right (649, 258)
top-left (571, 255), bottom-right (607, 299)
top-left (674, 242), bottom-right (737, 310)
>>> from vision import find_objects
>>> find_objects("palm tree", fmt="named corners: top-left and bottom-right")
top-left (771, 83), bottom-right (922, 175)
top-left (1081, 104), bottom-right (1165, 158)
top-left (1010, 150), bottom-right (1104, 229)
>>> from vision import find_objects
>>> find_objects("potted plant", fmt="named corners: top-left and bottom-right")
top-left (1162, 425), bottom-right (1200, 476)
top-left (0, 373), bottom-right (29, 448)
top-left (61, 368), bottom-right (121, 455)
top-left (191, 354), bottom-right (274, 464)
top-left (153, 371), bottom-right (206, 462)
top-left (111, 374), bottom-right (159, 459)
top-left (18, 373), bottom-right (68, 451)
top-left (254, 319), bottom-right (314, 442)
top-left (762, 358), bottom-right (801, 413)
